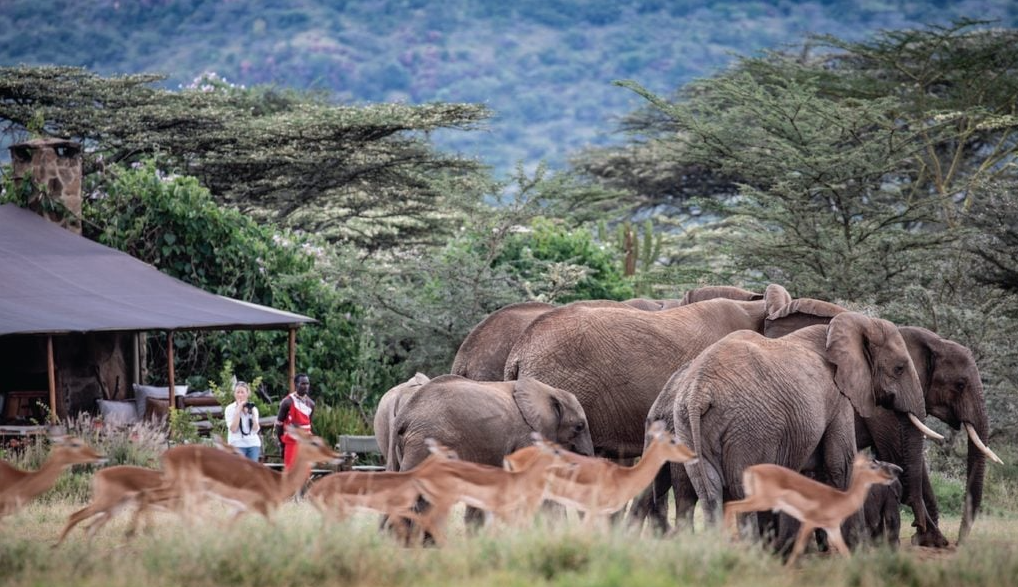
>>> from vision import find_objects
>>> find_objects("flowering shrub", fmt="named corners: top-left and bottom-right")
top-left (1, 413), bottom-right (170, 503)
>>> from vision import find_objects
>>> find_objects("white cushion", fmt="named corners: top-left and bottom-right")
top-left (98, 399), bottom-right (139, 425)
top-left (132, 384), bottom-right (188, 419)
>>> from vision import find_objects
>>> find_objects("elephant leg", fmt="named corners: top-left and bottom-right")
top-left (672, 463), bottom-right (697, 533)
top-left (407, 495), bottom-right (440, 547)
top-left (819, 409), bottom-right (858, 549)
top-left (463, 506), bottom-right (486, 534)
top-left (688, 458), bottom-right (724, 526)
top-left (921, 461), bottom-right (940, 525)
top-left (883, 501), bottom-right (901, 548)
top-left (908, 459), bottom-right (949, 547)
top-left (627, 465), bottom-right (671, 535)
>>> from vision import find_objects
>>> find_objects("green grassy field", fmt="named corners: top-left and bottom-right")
top-left (2, 500), bottom-right (1015, 587)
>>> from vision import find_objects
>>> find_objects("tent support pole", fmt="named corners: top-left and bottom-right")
top-left (46, 335), bottom-right (57, 423)
top-left (288, 328), bottom-right (296, 394)
top-left (167, 330), bottom-right (175, 418)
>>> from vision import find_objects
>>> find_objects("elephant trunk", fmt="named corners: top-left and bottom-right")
top-left (571, 430), bottom-right (596, 457)
top-left (897, 413), bottom-right (946, 547)
top-left (958, 416), bottom-right (991, 544)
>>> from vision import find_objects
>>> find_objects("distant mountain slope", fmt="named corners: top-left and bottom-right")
top-left (2, 0), bottom-right (1016, 176)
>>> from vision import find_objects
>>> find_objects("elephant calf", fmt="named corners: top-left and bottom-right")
top-left (864, 476), bottom-right (902, 548)
top-left (393, 374), bottom-right (595, 473)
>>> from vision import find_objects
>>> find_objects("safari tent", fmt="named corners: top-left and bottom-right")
top-left (0, 202), bottom-right (314, 431)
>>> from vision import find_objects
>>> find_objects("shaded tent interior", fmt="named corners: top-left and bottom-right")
top-left (0, 203), bottom-right (314, 430)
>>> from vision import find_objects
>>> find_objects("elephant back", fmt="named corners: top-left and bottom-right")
top-left (451, 301), bottom-right (555, 381)
top-left (680, 285), bottom-right (764, 305)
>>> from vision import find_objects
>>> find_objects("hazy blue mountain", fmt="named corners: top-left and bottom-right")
top-left (3, 0), bottom-right (1016, 176)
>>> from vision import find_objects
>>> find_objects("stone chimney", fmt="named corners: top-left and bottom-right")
top-left (9, 138), bottom-right (83, 234)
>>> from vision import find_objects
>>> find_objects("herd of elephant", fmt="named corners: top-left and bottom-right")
top-left (376, 283), bottom-right (1003, 550)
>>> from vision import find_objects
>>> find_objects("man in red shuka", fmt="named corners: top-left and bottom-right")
top-left (274, 373), bottom-right (315, 470)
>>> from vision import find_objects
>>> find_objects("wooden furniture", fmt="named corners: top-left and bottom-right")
top-left (2, 390), bottom-right (49, 422)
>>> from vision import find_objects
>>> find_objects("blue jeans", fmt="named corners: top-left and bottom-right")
top-left (236, 445), bottom-right (261, 462)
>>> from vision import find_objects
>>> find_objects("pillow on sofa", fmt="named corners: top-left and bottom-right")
top-left (98, 399), bottom-right (139, 426)
top-left (133, 384), bottom-right (188, 419)
top-left (144, 397), bottom-right (169, 422)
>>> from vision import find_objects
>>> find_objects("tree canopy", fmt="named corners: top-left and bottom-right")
top-left (612, 20), bottom-right (1018, 304)
top-left (0, 66), bottom-right (492, 251)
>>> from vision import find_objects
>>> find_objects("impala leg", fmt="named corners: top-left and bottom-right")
top-left (83, 511), bottom-right (116, 538)
top-left (723, 499), bottom-right (757, 540)
top-left (55, 504), bottom-right (98, 545)
top-left (786, 523), bottom-right (816, 566)
top-left (825, 526), bottom-right (851, 556)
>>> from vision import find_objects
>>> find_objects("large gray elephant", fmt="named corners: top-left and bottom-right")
top-left (767, 299), bottom-right (999, 546)
top-left (373, 372), bottom-right (431, 470)
top-left (851, 326), bottom-right (999, 546)
top-left (670, 312), bottom-right (937, 529)
top-left (504, 284), bottom-right (792, 458)
top-left (451, 286), bottom-right (760, 383)
top-left (392, 374), bottom-right (595, 473)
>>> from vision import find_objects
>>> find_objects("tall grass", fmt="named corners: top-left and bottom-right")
top-left (2, 500), bottom-right (1016, 587)
top-left (4, 430), bottom-right (1016, 586)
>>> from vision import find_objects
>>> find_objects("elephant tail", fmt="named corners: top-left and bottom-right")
top-left (681, 386), bottom-right (723, 520)
top-left (686, 398), bottom-right (707, 470)
top-left (390, 424), bottom-right (407, 472)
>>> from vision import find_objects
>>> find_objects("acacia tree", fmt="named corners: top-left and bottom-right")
top-left (967, 177), bottom-right (1018, 295)
top-left (0, 66), bottom-right (492, 250)
top-left (615, 21), bottom-right (1018, 305)
top-left (617, 74), bottom-right (949, 303)
top-left (336, 166), bottom-right (634, 376)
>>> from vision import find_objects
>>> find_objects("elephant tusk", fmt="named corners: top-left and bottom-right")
top-left (907, 413), bottom-right (945, 441)
top-left (965, 423), bottom-right (1004, 465)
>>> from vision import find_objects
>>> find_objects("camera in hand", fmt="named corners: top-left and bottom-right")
top-left (244, 401), bottom-right (256, 412)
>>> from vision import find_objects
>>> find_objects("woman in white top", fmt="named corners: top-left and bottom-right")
top-left (224, 381), bottom-right (261, 461)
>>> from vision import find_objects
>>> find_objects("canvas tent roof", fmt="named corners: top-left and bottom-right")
top-left (0, 204), bottom-right (315, 336)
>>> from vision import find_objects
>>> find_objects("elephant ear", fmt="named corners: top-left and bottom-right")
top-left (826, 312), bottom-right (883, 418)
top-left (763, 284), bottom-right (792, 316)
top-left (765, 297), bottom-right (847, 338)
top-left (513, 377), bottom-right (558, 438)
top-left (898, 326), bottom-right (940, 386)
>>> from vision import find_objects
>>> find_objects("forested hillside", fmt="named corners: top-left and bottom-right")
top-left (2, 0), bottom-right (1017, 174)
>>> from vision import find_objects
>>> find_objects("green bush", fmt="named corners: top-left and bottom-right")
top-left (495, 216), bottom-right (634, 302)
top-left (312, 403), bottom-right (372, 449)
top-left (983, 445), bottom-right (1018, 514)
top-left (81, 161), bottom-right (365, 407)
top-left (929, 471), bottom-right (966, 517)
